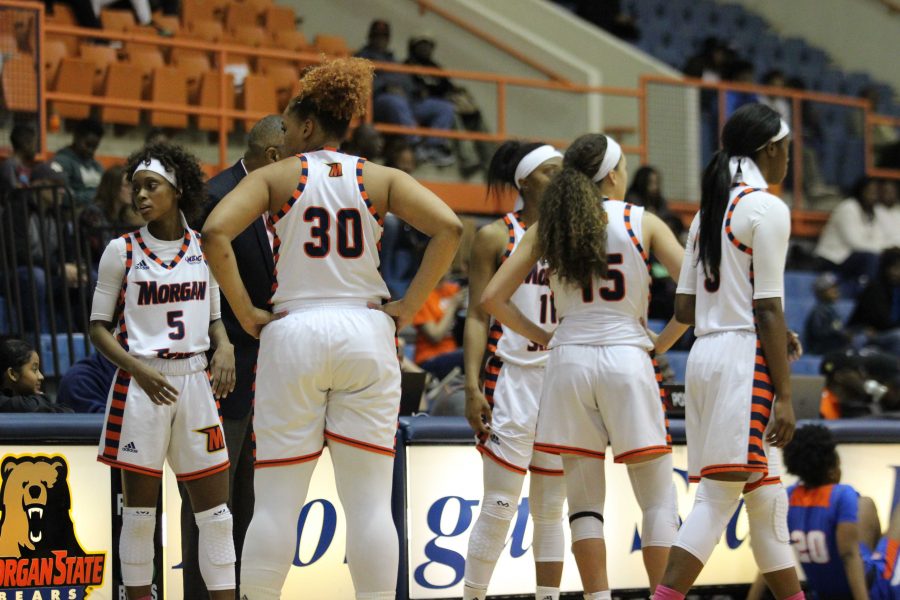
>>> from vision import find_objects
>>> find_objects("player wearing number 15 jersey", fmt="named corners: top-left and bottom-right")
top-left (202, 58), bottom-right (462, 600)
top-left (482, 133), bottom-right (686, 597)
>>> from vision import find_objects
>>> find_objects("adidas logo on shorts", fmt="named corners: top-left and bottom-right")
top-left (122, 441), bottom-right (138, 453)
top-left (134, 259), bottom-right (149, 270)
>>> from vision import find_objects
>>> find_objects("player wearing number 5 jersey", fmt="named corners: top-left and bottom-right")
top-left (462, 141), bottom-right (566, 600)
top-left (653, 104), bottom-right (801, 600)
top-left (90, 144), bottom-right (237, 600)
top-left (482, 134), bottom-right (686, 598)
top-left (202, 58), bottom-right (462, 600)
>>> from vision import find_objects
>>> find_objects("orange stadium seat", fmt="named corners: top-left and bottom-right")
top-left (150, 66), bottom-right (188, 128)
top-left (262, 6), bottom-right (296, 33)
top-left (43, 40), bottom-right (67, 83)
top-left (241, 74), bottom-right (277, 128)
top-left (100, 9), bottom-right (136, 32)
top-left (79, 44), bottom-right (118, 93)
top-left (173, 53), bottom-right (211, 101)
top-left (52, 58), bottom-right (95, 119)
top-left (181, 0), bottom-right (226, 27)
top-left (48, 32), bottom-right (78, 57)
top-left (101, 63), bottom-right (142, 125)
top-left (125, 25), bottom-right (162, 54)
top-left (238, 0), bottom-right (274, 10)
top-left (197, 72), bottom-right (235, 132)
top-left (170, 47), bottom-right (212, 66)
top-left (189, 21), bottom-right (224, 44)
top-left (313, 34), bottom-right (350, 57)
top-left (229, 25), bottom-right (264, 48)
top-left (262, 64), bottom-right (299, 111)
top-left (226, 4), bottom-right (261, 33)
top-left (125, 48), bottom-right (165, 95)
top-left (47, 3), bottom-right (76, 26)
top-left (273, 29), bottom-right (309, 52)
top-left (2, 54), bottom-right (37, 112)
top-left (152, 14), bottom-right (180, 36)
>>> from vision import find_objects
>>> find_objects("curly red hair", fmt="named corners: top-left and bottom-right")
top-left (289, 57), bottom-right (373, 137)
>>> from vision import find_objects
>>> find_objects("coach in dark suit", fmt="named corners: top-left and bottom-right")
top-left (180, 115), bottom-right (285, 597)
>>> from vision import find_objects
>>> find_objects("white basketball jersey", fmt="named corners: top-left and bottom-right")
top-left (269, 149), bottom-right (390, 311)
top-left (117, 225), bottom-right (211, 358)
top-left (490, 212), bottom-right (557, 367)
top-left (550, 201), bottom-right (652, 349)
top-left (684, 186), bottom-right (768, 337)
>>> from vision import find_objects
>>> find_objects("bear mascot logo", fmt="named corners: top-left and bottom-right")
top-left (0, 455), bottom-right (105, 598)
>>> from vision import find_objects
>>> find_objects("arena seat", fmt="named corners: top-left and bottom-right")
top-left (313, 34), bottom-right (351, 57)
top-left (262, 6), bottom-right (297, 33)
top-left (226, 3), bottom-right (262, 34)
top-left (101, 63), bottom-right (143, 125)
top-left (197, 72), bottom-right (235, 132)
top-left (100, 9), bottom-right (135, 32)
top-left (273, 29), bottom-right (309, 52)
top-left (785, 298), bottom-right (816, 335)
top-left (39, 333), bottom-right (89, 377)
top-left (181, 0), bottom-right (226, 27)
top-left (791, 355), bottom-right (823, 376)
top-left (262, 63), bottom-right (299, 110)
top-left (229, 25), bottom-right (265, 49)
top-left (79, 44), bottom-right (118, 94)
top-left (149, 66), bottom-right (189, 128)
top-left (172, 53), bottom-right (211, 101)
top-left (188, 20), bottom-right (225, 44)
top-left (43, 39), bottom-right (67, 85)
top-left (241, 74), bottom-right (278, 128)
top-left (791, 375), bottom-right (825, 419)
top-left (52, 58), bottom-right (95, 119)
top-left (152, 14), bottom-right (180, 36)
top-left (784, 271), bottom-right (819, 300)
top-left (46, 2), bottom-right (76, 26)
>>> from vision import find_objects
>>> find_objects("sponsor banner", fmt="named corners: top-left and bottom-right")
top-left (406, 444), bottom-right (900, 598)
top-left (0, 447), bottom-right (111, 600)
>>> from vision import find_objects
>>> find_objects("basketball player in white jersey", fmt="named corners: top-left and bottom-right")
top-left (202, 58), bottom-right (462, 600)
top-left (462, 141), bottom-right (566, 600)
top-left (90, 143), bottom-right (236, 600)
top-left (651, 104), bottom-right (802, 600)
top-left (482, 134), bottom-right (686, 599)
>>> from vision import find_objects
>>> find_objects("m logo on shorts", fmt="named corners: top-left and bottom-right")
top-left (326, 162), bottom-right (343, 177)
top-left (196, 425), bottom-right (225, 453)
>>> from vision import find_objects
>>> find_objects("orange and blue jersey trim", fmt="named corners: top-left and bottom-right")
top-left (651, 355), bottom-right (673, 448)
top-left (483, 355), bottom-right (502, 406)
top-left (269, 154), bottom-right (309, 225)
top-left (101, 369), bottom-right (131, 462)
top-left (357, 158), bottom-right (385, 229)
top-left (255, 449), bottom-right (323, 469)
top-left (748, 339), bottom-right (773, 471)
top-left (788, 484), bottom-right (834, 508)
top-left (624, 203), bottom-right (651, 269)
top-left (534, 441), bottom-right (605, 460)
top-left (116, 232), bottom-right (134, 350)
top-left (134, 229), bottom-right (192, 269)
top-left (725, 186), bottom-right (759, 256)
top-left (176, 461), bottom-right (231, 481)
top-left (324, 430), bottom-right (396, 457)
top-left (501, 213), bottom-right (518, 262)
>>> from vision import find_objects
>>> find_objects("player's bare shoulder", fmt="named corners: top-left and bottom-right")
top-left (474, 217), bottom-right (510, 268)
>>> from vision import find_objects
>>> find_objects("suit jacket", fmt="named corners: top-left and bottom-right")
top-left (202, 160), bottom-right (275, 419)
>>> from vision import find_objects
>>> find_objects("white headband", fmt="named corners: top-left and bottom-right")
top-left (514, 145), bottom-right (562, 189)
top-left (754, 118), bottom-right (791, 151)
top-left (591, 135), bottom-right (622, 183)
top-left (133, 158), bottom-right (178, 189)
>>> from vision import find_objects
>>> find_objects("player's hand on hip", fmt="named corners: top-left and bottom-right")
top-left (134, 365), bottom-right (178, 405)
top-left (371, 299), bottom-right (415, 332)
top-left (209, 343), bottom-right (236, 399)
top-left (768, 398), bottom-right (796, 448)
top-left (465, 386), bottom-right (492, 437)
top-left (787, 330), bottom-right (803, 362)
top-left (238, 307), bottom-right (281, 339)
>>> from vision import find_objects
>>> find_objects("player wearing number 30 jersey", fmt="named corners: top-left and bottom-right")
top-left (202, 58), bottom-right (462, 600)
top-left (482, 133), bottom-right (686, 597)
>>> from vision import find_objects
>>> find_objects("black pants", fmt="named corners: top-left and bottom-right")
top-left (179, 411), bottom-right (254, 597)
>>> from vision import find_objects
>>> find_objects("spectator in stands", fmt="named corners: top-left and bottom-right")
top-left (79, 165), bottom-right (144, 266)
top-left (570, 0), bottom-right (640, 42)
top-left (815, 177), bottom-right (887, 290)
top-left (0, 336), bottom-right (72, 413)
top-left (805, 272), bottom-right (851, 355)
top-left (341, 124), bottom-right (384, 161)
top-left (818, 349), bottom-right (900, 419)
top-left (683, 37), bottom-right (731, 82)
top-left (758, 70), bottom-right (791, 126)
top-left (413, 273), bottom-right (466, 379)
top-left (384, 138), bottom-right (417, 174)
top-left (405, 34), bottom-right (491, 177)
top-left (179, 115), bottom-right (284, 599)
top-left (51, 118), bottom-right (104, 208)
top-left (879, 178), bottom-right (900, 248)
top-left (52, 0), bottom-right (174, 33)
top-left (0, 123), bottom-right (37, 194)
top-left (380, 139), bottom-right (426, 297)
top-left (723, 60), bottom-right (759, 117)
top-left (849, 247), bottom-right (900, 355)
top-left (355, 19), bottom-right (457, 167)
top-left (57, 351), bottom-right (117, 412)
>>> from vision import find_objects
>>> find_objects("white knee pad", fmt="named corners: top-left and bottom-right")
top-left (468, 491), bottom-right (518, 562)
top-left (674, 479), bottom-right (744, 564)
top-left (196, 504), bottom-right (236, 591)
top-left (627, 455), bottom-right (679, 548)
top-left (563, 456), bottom-right (606, 543)
top-left (529, 473), bottom-right (566, 562)
top-left (120, 506), bottom-right (156, 587)
top-left (744, 483), bottom-right (795, 573)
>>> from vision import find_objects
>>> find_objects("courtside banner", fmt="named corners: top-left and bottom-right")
top-left (0, 446), bottom-right (112, 600)
top-left (406, 444), bottom-right (900, 598)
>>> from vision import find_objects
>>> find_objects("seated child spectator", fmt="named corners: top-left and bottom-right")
top-left (413, 274), bottom-right (466, 379)
top-left (0, 336), bottom-right (72, 413)
top-left (805, 272), bottom-right (852, 355)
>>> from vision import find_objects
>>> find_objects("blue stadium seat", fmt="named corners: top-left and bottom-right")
top-left (792, 355), bottom-right (823, 376)
top-left (39, 333), bottom-right (89, 377)
top-left (784, 271), bottom-right (818, 300)
top-left (648, 319), bottom-right (667, 333)
top-left (786, 298), bottom-right (817, 334)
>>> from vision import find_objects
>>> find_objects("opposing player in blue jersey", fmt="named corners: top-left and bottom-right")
top-left (749, 424), bottom-right (900, 600)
